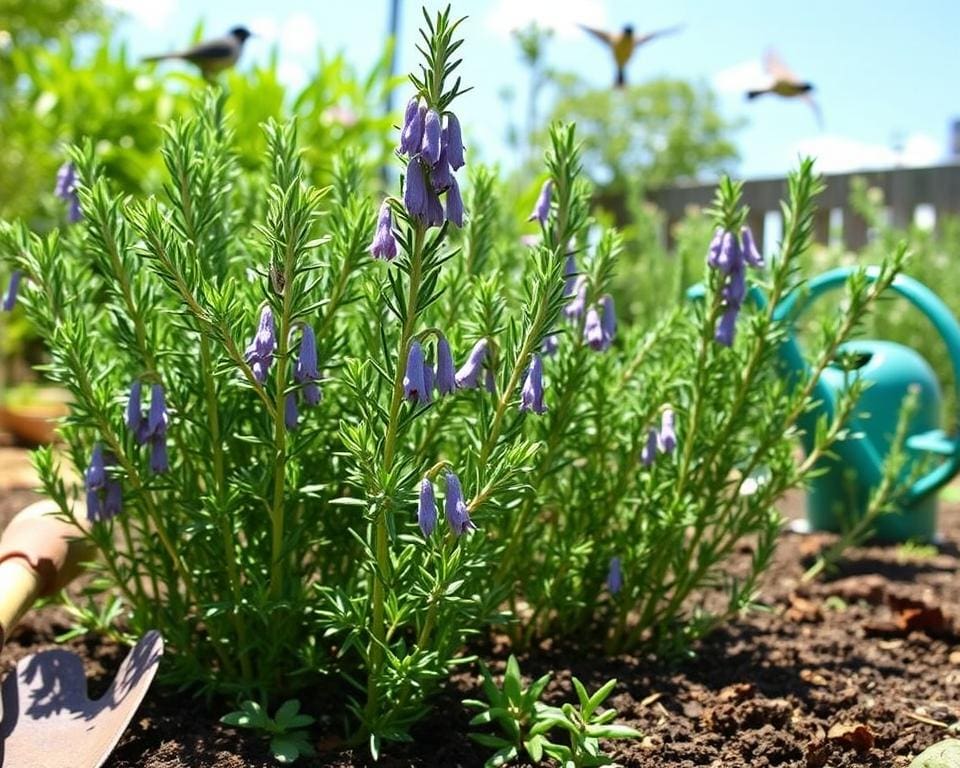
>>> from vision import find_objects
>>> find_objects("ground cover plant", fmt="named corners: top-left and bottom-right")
top-left (0, 6), bottom-right (909, 761)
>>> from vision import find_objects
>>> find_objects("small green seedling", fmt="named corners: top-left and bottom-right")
top-left (533, 678), bottom-right (641, 768)
top-left (466, 656), bottom-right (640, 767)
top-left (221, 699), bottom-right (315, 764)
top-left (464, 655), bottom-right (553, 767)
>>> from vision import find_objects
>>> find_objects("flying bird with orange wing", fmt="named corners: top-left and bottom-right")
top-left (578, 23), bottom-right (684, 88)
top-left (747, 49), bottom-right (823, 127)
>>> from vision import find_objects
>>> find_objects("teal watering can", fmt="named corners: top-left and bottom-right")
top-left (691, 266), bottom-right (960, 541)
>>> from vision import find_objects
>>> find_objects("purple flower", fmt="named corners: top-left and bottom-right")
top-left (607, 556), bottom-right (622, 595)
top-left (519, 354), bottom-right (546, 414)
top-left (432, 147), bottom-right (452, 191)
top-left (600, 295), bottom-right (616, 344)
top-left (285, 393), bottom-right (299, 430)
top-left (715, 231), bottom-right (742, 275)
top-left (2, 270), bottom-right (22, 312)
top-left (295, 326), bottom-right (322, 406)
top-left (659, 408), bottom-right (677, 453)
top-left (584, 307), bottom-right (607, 351)
top-left (715, 305), bottom-right (739, 347)
top-left (295, 326), bottom-right (319, 383)
top-left (418, 478), bottom-right (437, 537)
top-left (370, 200), bottom-right (398, 261)
top-left (455, 339), bottom-right (489, 389)
top-left (528, 179), bottom-right (552, 224)
top-left (641, 427), bottom-right (659, 467)
top-left (565, 275), bottom-right (587, 320)
top-left (85, 443), bottom-right (106, 490)
top-left (404, 340), bottom-right (428, 403)
top-left (723, 266), bottom-right (747, 307)
top-left (444, 472), bottom-right (475, 536)
top-left (485, 368), bottom-right (496, 394)
top-left (399, 98), bottom-right (425, 156)
top-left (421, 109), bottom-right (442, 165)
top-left (245, 305), bottom-right (276, 382)
top-left (126, 379), bottom-right (142, 435)
top-left (85, 444), bottom-right (122, 522)
top-left (425, 187), bottom-right (445, 228)
top-left (103, 477), bottom-right (123, 519)
top-left (542, 334), bottom-right (560, 356)
top-left (445, 177), bottom-right (464, 228)
top-left (404, 158), bottom-right (428, 219)
top-left (436, 336), bottom-right (456, 395)
top-left (303, 381), bottom-right (322, 407)
top-left (563, 254), bottom-right (577, 296)
top-left (706, 228), bottom-right (723, 269)
top-left (55, 161), bottom-right (82, 223)
top-left (444, 113), bottom-right (465, 170)
top-left (147, 383), bottom-right (167, 438)
top-left (149, 434), bottom-right (169, 474)
top-left (741, 226), bottom-right (764, 268)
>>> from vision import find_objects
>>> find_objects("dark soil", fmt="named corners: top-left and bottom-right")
top-left (3, 468), bottom-right (960, 767)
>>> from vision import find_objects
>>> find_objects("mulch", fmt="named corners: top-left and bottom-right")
top-left (2, 452), bottom-right (960, 767)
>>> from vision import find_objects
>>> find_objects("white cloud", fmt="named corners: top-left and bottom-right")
top-left (277, 60), bottom-right (308, 92)
top-left (484, 0), bottom-right (609, 40)
top-left (106, 0), bottom-right (178, 30)
top-left (279, 13), bottom-right (321, 57)
top-left (247, 13), bottom-right (318, 90)
top-left (712, 59), bottom-right (767, 94)
top-left (791, 132), bottom-right (943, 173)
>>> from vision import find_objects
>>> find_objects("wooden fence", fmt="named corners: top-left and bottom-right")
top-left (647, 164), bottom-right (960, 254)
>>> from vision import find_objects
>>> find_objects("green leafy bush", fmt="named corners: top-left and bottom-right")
top-left (0, 8), bottom-right (903, 756)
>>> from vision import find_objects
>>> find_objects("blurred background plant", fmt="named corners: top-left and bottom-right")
top-left (0, 0), bottom-right (397, 396)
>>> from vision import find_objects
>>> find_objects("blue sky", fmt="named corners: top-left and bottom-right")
top-left (106, 0), bottom-right (960, 179)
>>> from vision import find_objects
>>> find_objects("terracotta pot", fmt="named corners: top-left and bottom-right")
top-left (0, 388), bottom-right (71, 445)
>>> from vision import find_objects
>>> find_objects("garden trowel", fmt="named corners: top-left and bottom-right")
top-left (0, 500), bottom-right (163, 767)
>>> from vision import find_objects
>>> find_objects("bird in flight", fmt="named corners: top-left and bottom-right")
top-left (579, 23), bottom-right (684, 88)
top-left (747, 48), bottom-right (823, 127)
top-left (143, 26), bottom-right (252, 80)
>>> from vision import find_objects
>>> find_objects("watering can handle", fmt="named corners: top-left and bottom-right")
top-left (774, 265), bottom-right (960, 504)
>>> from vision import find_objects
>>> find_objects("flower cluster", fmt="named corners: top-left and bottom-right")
top-left (417, 471), bottom-right (475, 538)
top-left (563, 261), bottom-right (617, 352)
top-left (2, 270), bottom-right (22, 312)
top-left (398, 98), bottom-right (466, 230)
top-left (85, 444), bottom-right (122, 521)
top-left (55, 161), bottom-right (82, 224)
top-left (708, 226), bottom-right (764, 347)
top-left (404, 334), bottom-right (457, 405)
top-left (127, 380), bottom-right (169, 473)
top-left (640, 407), bottom-right (678, 467)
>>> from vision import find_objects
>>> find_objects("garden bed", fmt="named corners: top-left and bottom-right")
top-left (3, 482), bottom-right (960, 767)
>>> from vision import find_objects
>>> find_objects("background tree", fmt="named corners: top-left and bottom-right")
top-left (543, 75), bottom-right (741, 218)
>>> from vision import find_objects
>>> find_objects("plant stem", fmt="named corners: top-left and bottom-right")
top-left (364, 224), bottom-right (426, 728)
top-left (268, 237), bottom-right (298, 600)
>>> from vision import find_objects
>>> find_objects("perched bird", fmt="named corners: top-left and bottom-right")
top-left (143, 26), bottom-right (252, 80)
top-left (747, 48), bottom-right (823, 127)
top-left (579, 23), bottom-right (684, 88)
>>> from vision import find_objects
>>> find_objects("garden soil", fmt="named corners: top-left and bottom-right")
top-left (4, 470), bottom-right (960, 767)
